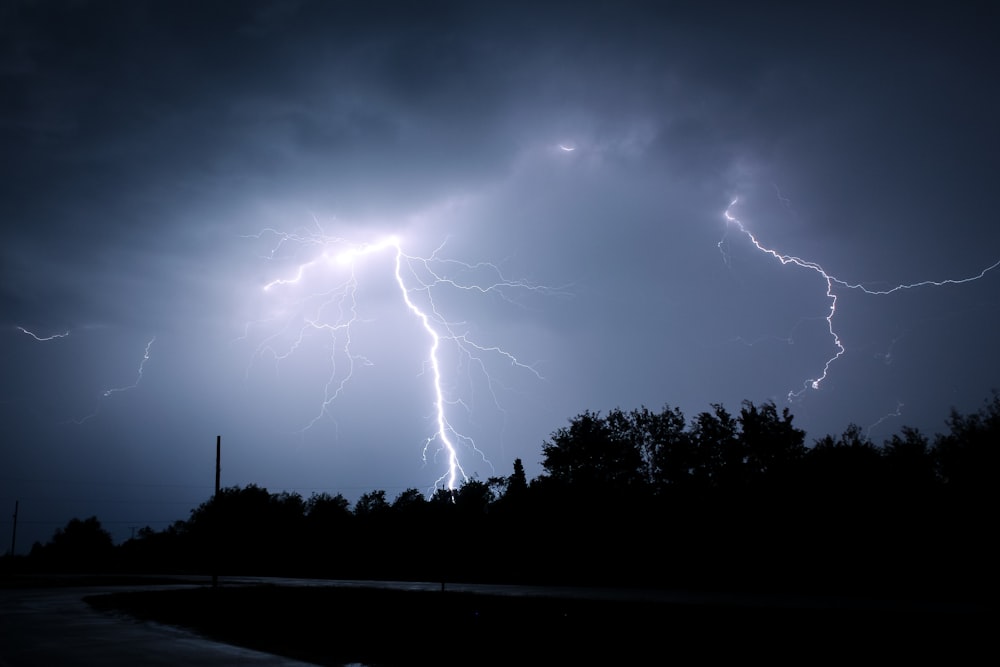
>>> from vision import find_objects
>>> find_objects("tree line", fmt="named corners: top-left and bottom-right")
top-left (12, 394), bottom-right (998, 601)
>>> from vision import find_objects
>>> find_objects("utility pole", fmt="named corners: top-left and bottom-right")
top-left (215, 435), bottom-right (221, 499)
top-left (213, 435), bottom-right (220, 588)
top-left (9, 501), bottom-right (17, 557)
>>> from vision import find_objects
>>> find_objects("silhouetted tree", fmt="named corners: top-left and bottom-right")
top-left (183, 484), bottom-right (309, 574)
top-left (428, 488), bottom-right (455, 506)
top-left (928, 394), bottom-right (999, 598)
top-left (540, 409), bottom-right (645, 493)
top-left (454, 479), bottom-right (495, 515)
top-left (302, 491), bottom-right (353, 572)
top-left (737, 400), bottom-right (805, 482)
top-left (391, 488), bottom-right (426, 513)
top-left (632, 405), bottom-right (693, 492)
top-left (507, 458), bottom-right (528, 498)
top-left (933, 392), bottom-right (1000, 494)
top-left (306, 492), bottom-right (351, 523)
top-left (31, 516), bottom-right (114, 572)
top-left (354, 490), bottom-right (390, 518)
top-left (882, 426), bottom-right (935, 490)
top-left (269, 490), bottom-right (306, 551)
top-left (806, 425), bottom-right (884, 492)
top-left (690, 404), bottom-right (740, 487)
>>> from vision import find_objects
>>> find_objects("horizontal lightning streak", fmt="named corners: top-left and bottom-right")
top-left (17, 326), bottom-right (70, 341)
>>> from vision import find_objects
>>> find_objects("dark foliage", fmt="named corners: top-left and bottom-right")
top-left (28, 516), bottom-right (113, 572)
top-left (26, 396), bottom-right (998, 603)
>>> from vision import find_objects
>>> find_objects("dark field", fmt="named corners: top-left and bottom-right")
top-left (85, 584), bottom-right (989, 665)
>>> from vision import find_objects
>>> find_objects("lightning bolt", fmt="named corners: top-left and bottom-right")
top-left (71, 337), bottom-right (156, 424)
top-left (244, 227), bottom-right (550, 491)
top-left (722, 197), bottom-right (1000, 400)
top-left (866, 401), bottom-right (904, 440)
top-left (16, 326), bottom-right (70, 341)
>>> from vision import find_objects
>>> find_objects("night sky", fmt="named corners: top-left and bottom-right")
top-left (3, 1), bottom-right (998, 549)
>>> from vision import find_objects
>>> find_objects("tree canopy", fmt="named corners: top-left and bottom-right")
top-left (15, 394), bottom-right (996, 602)
top-left (539, 400), bottom-right (806, 494)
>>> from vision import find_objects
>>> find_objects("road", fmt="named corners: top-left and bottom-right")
top-left (0, 581), bottom-right (319, 667)
top-left (1, 575), bottom-right (987, 665)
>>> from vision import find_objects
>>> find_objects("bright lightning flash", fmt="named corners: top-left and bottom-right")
top-left (246, 228), bottom-right (548, 491)
top-left (722, 197), bottom-right (1000, 400)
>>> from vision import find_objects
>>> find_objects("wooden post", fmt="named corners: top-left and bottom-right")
top-left (212, 436), bottom-right (220, 588)
top-left (9, 501), bottom-right (17, 557)
top-left (215, 435), bottom-right (221, 499)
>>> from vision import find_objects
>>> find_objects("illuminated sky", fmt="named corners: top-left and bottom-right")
top-left (2, 1), bottom-right (998, 548)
